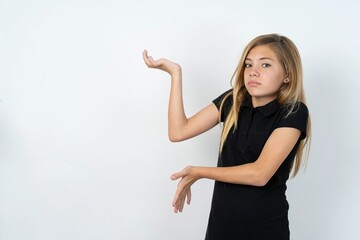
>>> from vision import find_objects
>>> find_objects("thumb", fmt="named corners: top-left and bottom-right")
top-left (170, 170), bottom-right (184, 181)
top-left (170, 173), bottom-right (179, 181)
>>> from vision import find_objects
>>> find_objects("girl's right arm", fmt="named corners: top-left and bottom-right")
top-left (143, 50), bottom-right (219, 142)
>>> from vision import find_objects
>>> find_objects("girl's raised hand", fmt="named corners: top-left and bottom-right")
top-left (142, 50), bottom-right (182, 77)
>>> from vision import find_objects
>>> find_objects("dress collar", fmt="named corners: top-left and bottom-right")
top-left (242, 96), bottom-right (280, 117)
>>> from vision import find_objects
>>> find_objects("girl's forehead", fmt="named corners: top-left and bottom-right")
top-left (246, 45), bottom-right (278, 61)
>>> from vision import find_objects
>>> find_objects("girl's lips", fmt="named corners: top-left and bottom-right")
top-left (248, 81), bottom-right (261, 87)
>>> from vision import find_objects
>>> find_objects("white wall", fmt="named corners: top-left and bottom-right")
top-left (1, 0), bottom-right (359, 239)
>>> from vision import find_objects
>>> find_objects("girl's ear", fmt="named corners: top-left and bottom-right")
top-left (283, 78), bottom-right (290, 83)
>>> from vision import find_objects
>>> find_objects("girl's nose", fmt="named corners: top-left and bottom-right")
top-left (249, 68), bottom-right (259, 77)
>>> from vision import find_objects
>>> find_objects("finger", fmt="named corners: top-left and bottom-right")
top-left (149, 56), bottom-right (156, 64)
top-left (174, 196), bottom-right (182, 213)
top-left (172, 188), bottom-right (181, 207)
top-left (142, 50), bottom-right (149, 61)
top-left (174, 195), bottom-right (184, 213)
top-left (142, 50), bottom-right (156, 67)
top-left (186, 188), bottom-right (191, 205)
top-left (170, 173), bottom-right (179, 180)
top-left (175, 188), bottom-right (190, 213)
top-left (177, 190), bottom-right (188, 213)
top-left (170, 168), bottom-right (186, 181)
top-left (174, 178), bottom-right (187, 203)
top-left (179, 197), bottom-right (185, 212)
top-left (142, 52), bottom-right (151, 66)
top-left (172, 182), bottom-right (186, 209)
top-left (173, 204), bottom-right (178, 213)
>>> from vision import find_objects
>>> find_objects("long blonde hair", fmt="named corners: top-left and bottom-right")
top-left (219, 34), bottom-right (311, 178)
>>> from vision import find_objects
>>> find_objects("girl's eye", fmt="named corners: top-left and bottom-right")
top-left (262, 63), bottom-right (271, 67)
top-left (245, 63), bottom-right (251, 68)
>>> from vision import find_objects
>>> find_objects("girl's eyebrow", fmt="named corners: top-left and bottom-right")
top-left (246, 57), bottom-right (275, 62)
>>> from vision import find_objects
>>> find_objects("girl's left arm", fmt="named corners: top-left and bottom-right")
top-left (171, 127), bottom-right (301, 213)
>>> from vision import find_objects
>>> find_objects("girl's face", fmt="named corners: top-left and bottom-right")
top-left (244, 45), bottom-right (287, 107)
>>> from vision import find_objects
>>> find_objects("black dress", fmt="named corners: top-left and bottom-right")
top-left (205, 90), bottom-right (308, 240)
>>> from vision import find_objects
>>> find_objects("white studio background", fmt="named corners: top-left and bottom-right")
top-left (0, 0), bottom-right (359, 239)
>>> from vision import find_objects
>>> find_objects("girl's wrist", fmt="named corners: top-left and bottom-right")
top-left (171, 74), bottom-right (182, 83)
top-left (170, 67), bottom-right (182, 79)
top-left (191, 166), bottom-right (203, 180)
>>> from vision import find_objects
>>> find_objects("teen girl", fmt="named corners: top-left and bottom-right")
top-left (143, 33), bottom-right (311, 240)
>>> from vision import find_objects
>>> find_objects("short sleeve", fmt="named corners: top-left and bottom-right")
top-left (212, 89), bottom-right (233, 122)
top-left (276, 102), bottom-right (309, 140)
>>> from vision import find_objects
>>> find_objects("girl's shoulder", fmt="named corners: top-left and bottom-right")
top-left (280, 102), bottom-right (308, 117)
top-left (212, 89), bottom-right (233, 109)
